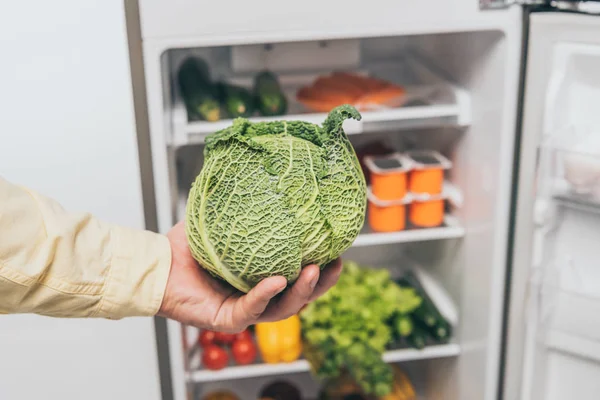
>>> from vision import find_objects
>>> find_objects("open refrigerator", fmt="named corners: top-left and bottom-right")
top-left (130, 1), bottom-right (600, 399)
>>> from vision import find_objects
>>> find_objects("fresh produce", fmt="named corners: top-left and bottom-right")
top-left (214, 332), bottom-right (236, 344)
top-left (297, 72), bottom-right (406, 113)
top-left (202, 345), bottom-right (229, 370)
top-left (185, 105), bottom-right (367, 292)
top-left (301, 261), bottom-right (422, 396)
top-left (397, 271), bottom-right (452, 343)
top-left (253, 70), bottom-right (288, 116)
top-left (255, 315), bottom-right (303, 364)
top-left (318, 366), bottom-right (415, 400)
top-left (231, 338), bottom-right (257, 365)
top-left (177, 57), bottom-right (221, 122)
top-left (234, 329), bottom-right (252, 342)
top-left (216, 81), bottom-right (255, 118)
top-left (202, 390), bottom-right (240, 400)
top-left (198, 330), bottom-right (217, 347)
top-left (379, 366), bottom-right (416, 400)
top-left (259, 380), bottom-right (302, 400)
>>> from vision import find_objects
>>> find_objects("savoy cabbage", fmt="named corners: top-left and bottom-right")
top-left (185, 105), bottom-right (367, 292)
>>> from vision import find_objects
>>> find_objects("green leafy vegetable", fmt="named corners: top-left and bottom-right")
top-left (300, 260), bottom-right (422, 395)
top-left (185, 105), bottom-right (367, 292)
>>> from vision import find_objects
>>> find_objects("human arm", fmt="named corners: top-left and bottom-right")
top-left (0, 176), bottom-right (341, 330)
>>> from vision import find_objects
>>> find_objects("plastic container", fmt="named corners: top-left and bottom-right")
top-left (364, 153), bottom-right (411, 201)
top-left (409, 198), bottom-right (445, 227)
top-left (367, 187), bottom-right (407, 232)
top-left (405, 151), bottom-right (452, 195)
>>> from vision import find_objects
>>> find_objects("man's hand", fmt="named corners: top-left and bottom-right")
top-left (158, 221), bottom-right (342, 332)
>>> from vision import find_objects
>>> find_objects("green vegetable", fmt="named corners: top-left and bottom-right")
top-left (406, 325), bottom-right (428, 350)
top-left (394, 315), bottom-right (413, 338)
top-left (177, 57), bottom-right (221, 122)
top-left (254, 71), bottom-right (287, 116)
top-left (397, 271), bottom-right (451, 342)
top-left (216, 82), bottom-right (255, 118)
top-left (185, 105), bottom-right (367, 292)
top-left (300, 260), bottom-right (422, 395)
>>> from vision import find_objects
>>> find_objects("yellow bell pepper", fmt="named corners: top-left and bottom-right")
top-left (255, 314), bottom-right (302, 363)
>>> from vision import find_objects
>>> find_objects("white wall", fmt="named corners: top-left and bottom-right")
top-left (0, 1), bottom-right (162, 399)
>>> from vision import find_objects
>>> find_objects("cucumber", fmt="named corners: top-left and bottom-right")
top-left (216, 81), bottom-right (255, 118)
top-left (394, 315), bottom-right (413, 338)
top-left (406, 325), bottom-right (428, 350)
top-left (396, 271), bottom-right (452, 342)
top-left (177, 57), bottom-right (221, 122)
top-left (253, 71), bottom-right (287, 116)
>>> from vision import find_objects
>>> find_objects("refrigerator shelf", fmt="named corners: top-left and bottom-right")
top-left (168, 55), bottom-right (471, 147)
top-left (186, 343), bottom-right (461, 383)
top-left (353, 215), bottom-right (465, 247)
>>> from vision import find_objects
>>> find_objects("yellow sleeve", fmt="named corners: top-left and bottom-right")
top-left (0, 176), bottom-right (172, 319)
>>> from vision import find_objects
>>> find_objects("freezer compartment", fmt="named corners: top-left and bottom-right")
top-left (163, 37), bottom-right (471, 147)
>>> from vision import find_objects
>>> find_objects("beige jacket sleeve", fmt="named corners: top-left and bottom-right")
top-left (0, 176), bottom-right (172, 319)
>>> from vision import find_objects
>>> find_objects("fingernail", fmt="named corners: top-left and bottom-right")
top-left (309, 275), bottom-right (318, 289)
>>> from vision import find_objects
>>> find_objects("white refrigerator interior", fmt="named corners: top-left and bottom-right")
top-left (137, 0), bottom-right (524, 399)
top-left (0, 1), bottom-right (162, 400)
top-left (505, 12), bottom-right (600, 400)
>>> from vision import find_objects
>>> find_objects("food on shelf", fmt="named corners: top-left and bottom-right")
top-left (202, 344), bottom-right (229, 370)
top-left (253, 70), bottom-right (288, 116)
top-left (364, 154), bottom-right (410, 201)
top-left (255, 314), bottom-right (303, 364)
top-left (259, 380), bottom-right (302, 400)
top-left (215, 81), bottom-right (255, 118)
top-left (177, 57), bottom-right (222, 122)
top-left (185, 105), bottom-right (366, 292)
top-left (355, 141), bottom-right (395, 185)
top-left (296, 72), bottom-right (406, 113)
top-left (367, 187), bottom-right (408, 232)
top-left (231, 337), bottom-right (257, 365)
top-left (198, 330), bottom-right (217, 347)
top-left (198, 328), bottom-right (259, 368)
top-left (363, 150), bottom-right (453, 232)
top-left (319, 366), bottom-right (416, 400)
top-left (408, 198), bottom-right (445, 228)
top-left (300, 260), bottom-right (422, 396)
top-left (214, 331), bottom-right (236, 344)
top-left (405, 150), bottom-right (452, 195)
top-left (234, 329), bottom-right (252, 342)
top-left (202, 390), bottom-right (240, 400)
top-left (382, 366), bottom-right (417, 400)
top-left (397, 270), bottom-right (452, 343)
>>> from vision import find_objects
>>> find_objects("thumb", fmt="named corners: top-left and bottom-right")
top-left (233, 276), bottom-right (287, 327)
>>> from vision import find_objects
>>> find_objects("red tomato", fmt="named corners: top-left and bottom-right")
top-left (198, 330), bottom-right (216, 347)
top-left (202, 345), bottom-right (228, 370)
top-left (232, 339), bottom-right (257, 365)
top-left (234, 330), bottom-right (252, 342)
top-left (214, 332), bottom-right (236, 344)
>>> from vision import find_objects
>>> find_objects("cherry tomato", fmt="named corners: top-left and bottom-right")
top-left (234, 329), bottom-right (252, 342)
top-left (198, 330), bottom-right (217, 348)
top-left (232, 338), bottom-right (257, 365)
top-left (202, 345), bottom-right (228, 370)
top-left (214, 332), bottom-right (236, 344)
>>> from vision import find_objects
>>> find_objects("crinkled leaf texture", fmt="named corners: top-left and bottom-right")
top-left (185, 105), bottom-right (367, 292)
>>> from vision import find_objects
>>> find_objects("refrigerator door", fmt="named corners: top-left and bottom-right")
top-left (504, 11), bottom-right (600, 400)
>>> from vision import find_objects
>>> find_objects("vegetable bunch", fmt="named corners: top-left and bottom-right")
top-left (300, 260), bottom-right (422, 396)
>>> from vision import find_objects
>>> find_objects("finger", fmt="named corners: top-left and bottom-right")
top-left (258, 264), bottom-right (319, 323)
top-left (308, 259), bottom-right (343, 302)
top-left (233, 276), bottom-right (287, 327)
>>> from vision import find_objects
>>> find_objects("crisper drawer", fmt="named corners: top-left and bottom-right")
top-left (137, 0), bottom-right (491, 42)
